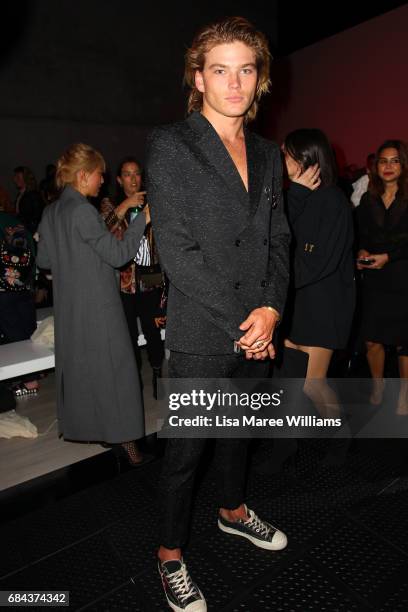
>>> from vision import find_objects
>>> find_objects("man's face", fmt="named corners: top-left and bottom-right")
top-left (195, 41), bottom-right (258, 119)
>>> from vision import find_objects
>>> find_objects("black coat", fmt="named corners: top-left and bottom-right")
top-left (146, 112), bottom-right (291, 355)
top-left (285, 183), bottom-right (355, 350)
top-left (18, 190), bottom-right (43, 234)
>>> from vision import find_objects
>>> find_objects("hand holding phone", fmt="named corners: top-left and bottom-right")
top-left (357, 257), bottom-right (375, 265)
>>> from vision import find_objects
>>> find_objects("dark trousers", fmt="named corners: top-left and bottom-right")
top-left (120, 289), bottom-right (164, 372)
top-left (0, 384), bottom-right (16, 412)
top-left (159, 351), bottom-right (269, 549)
top-left (0, 292), bottom-right (37, 384)
top-left (0, 292), bottom-right (36, 342)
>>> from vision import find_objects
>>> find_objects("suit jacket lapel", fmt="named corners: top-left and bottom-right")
top-left (187, 112), bottom-right (249, 210)
top-left (245, 127), bottom-right (267, 215)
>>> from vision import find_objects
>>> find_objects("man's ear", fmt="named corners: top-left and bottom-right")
top-left (195, 70), bottom-right (205, 93)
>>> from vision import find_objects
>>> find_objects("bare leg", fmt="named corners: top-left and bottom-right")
top-left (158, 503), bottom-right (249, 562)
top-left (284, 340), bottom-right (336, 417)
top-left (397, 354), bottom-right (408, 415)
top-left (158, 545), bottom-right (182, 562)
top-left (304, 347), bottom-right (338, 418)
top-left (24, 380), bottom-right (39, 390)
top-left (284, 340), bottom-right (350, 464)
top-left (219, 503), bottom-right (248, 522)
top-left (366, 341), bottom-right (385, 405)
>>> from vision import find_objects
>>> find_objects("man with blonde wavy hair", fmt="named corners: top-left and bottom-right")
top-left (147, 16), bottom-right (290, 611)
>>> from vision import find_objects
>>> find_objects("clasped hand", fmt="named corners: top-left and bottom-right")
top-left (237, 307), bottom-right (279, 361)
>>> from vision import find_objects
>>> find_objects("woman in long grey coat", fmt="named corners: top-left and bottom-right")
top-left (37, 143), bottom-right (147, 450)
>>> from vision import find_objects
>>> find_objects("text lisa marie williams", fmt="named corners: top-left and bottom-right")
top-left (168, 415), bottom-right (342, 428)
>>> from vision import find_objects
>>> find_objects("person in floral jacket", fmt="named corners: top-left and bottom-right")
top-left (100, 157), bottom-right (165, 398)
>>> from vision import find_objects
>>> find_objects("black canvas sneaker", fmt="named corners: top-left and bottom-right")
top-left (218, 504), bottom-right (288, 550)
top-left (158, 558), bottom-right (207, 611)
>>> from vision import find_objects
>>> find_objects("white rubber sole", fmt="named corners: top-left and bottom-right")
top-left (166, 599), bottom-right (207, 612)
top-left (165, 590), bottom-right (207, 612)
top-left (218, 519), bottom-right (288, 551)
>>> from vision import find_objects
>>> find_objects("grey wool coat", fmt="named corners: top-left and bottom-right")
top-left (146, 111), bottom-right (291, 355)
top-left (37, 185), bottom-right (146, 442)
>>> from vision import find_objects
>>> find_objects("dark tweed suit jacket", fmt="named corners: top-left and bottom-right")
top-left (146, 111), bottom-right (290, 355)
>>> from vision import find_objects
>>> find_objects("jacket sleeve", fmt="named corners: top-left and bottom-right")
top-left (287, 182), bottom-right (312, 224)
top-left (388, 242), bottom-right (408, 262)
top-left (19, 191), bottom-right (43, 234)
top-left (75, 202), bottom-right (145, 268)
top-left (291, 188), bottom-right (352, 289)
top-left (146, 128), bottom-right (248, 342)
top-left (355, 193), bottom-right (371, 252)
top-left (36, 208), bottom-right (52, 269)
top-left (263, 149), bottom-right (291, 315)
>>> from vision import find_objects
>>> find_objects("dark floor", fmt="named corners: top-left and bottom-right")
top-left (1, 435), bottom-right (408, 611)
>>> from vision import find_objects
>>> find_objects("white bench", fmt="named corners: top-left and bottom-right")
top-left (0, 308), bottom-right (165, 382)
top-left (0, 340), bottom-right (54, 381)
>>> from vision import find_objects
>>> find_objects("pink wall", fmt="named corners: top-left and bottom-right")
top-left (262, 5), bottom-right (408, 169)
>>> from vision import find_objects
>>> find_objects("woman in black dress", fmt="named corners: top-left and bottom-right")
top-left (282, 129), bottom-right (355, 402)
top-left (356, 140), bottom-right (408, 413)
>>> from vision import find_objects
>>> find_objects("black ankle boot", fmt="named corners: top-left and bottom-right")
top-left (152, 367), bottom-right (162, 399)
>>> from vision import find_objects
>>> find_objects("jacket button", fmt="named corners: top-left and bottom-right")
top-left (261, 280), bottom-right (267, 288)
top-left (234, 282), bottom-right (240, 289)
top-left (235, 239), bottom-right (241, 246)
top-left (263, 238), bottom-right (268, 245)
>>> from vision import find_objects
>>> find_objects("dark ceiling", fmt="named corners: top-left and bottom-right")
top-left (1, 1), bottom-right (407, 125)
top-left (276, 1), bottom-right (408, 56)
top-left (3, 1), bottom-right (407, 59)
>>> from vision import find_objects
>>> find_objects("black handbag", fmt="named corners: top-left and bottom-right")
top-left (137, 226), bottom-right (164, 290)
top-left (138, 263), bottom-right (163, 290)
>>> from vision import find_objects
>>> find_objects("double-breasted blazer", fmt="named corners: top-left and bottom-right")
top-left (146, 111), bottom-right (291, 355)
top-left (37, 185), bottom-right (146, 442)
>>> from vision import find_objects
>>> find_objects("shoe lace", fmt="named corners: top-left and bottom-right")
top-left (244, 510), bottom-right (271, 538)
top-left (167, 563), bottom-right (197, 603)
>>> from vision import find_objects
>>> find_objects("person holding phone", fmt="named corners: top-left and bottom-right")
top-left (100, 157), bottom-right (165, 401)
top-left (356, 140), bottom-right (408, 411)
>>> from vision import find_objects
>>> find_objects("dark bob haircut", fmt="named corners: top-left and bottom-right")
top-left (283, 128), bottom-right (337, 187)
